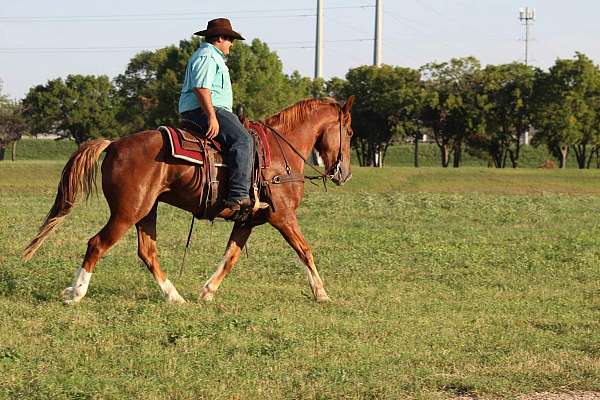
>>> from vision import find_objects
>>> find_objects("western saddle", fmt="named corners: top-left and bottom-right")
top-left (159, 117), bottom-right (292, 221)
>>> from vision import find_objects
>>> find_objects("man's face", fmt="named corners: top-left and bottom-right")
top-left (215, 36), bottom-right (234, 55)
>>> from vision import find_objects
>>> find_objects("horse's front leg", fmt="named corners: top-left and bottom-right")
top-left (200, 222), bottom-right (252, 301)
top-left (269, 211), bottom-right (330, 302)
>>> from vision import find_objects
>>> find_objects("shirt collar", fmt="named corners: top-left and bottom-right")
top-left (205, 42), bottom-right (225, 58)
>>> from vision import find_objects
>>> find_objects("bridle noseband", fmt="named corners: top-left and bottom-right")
top-left (328, 110), bottom-right (344, 180)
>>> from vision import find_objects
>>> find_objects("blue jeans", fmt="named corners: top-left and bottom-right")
top-left (180, 107), bottom-right (253, 202)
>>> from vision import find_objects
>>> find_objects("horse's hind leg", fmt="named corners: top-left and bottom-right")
top-left (200, 223), bottom-right (252, 301)
top-left (270, 211), bottom-right (330, 302)
top-left (62, 215), bottom-right (131, 304)
top-left (136, 204), bottom-right (185, 304)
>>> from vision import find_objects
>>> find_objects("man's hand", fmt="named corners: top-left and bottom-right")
top-left (193, 87), bottom-right (220, 139)
top-left (206, 114), bottom-right (219, 139)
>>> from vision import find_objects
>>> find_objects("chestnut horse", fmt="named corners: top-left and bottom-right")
top-left (22, 96), bottom-right (354, 304)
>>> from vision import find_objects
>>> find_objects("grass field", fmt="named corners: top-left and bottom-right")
top-left (10, 138), bottom-right (588, 169)
top-left (1, 161), bottom-right (599, 399)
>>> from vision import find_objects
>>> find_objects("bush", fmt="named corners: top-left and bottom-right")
top-left (13, 138), bottom-right (77, 160)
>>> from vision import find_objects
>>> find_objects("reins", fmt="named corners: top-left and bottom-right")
top-left (261, 108), bottom-right (344, 191)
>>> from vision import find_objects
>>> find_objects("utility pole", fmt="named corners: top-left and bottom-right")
top-left (371, 0), bottom-right (383, 166)
top-left (519, 7), bottom-right (535, 65)
top-left (374, 0), bottom-right (382, 66)
top-left (315, 0), bottom-right (323, 78)
top-left (311, 0), bottom-right (325, 166)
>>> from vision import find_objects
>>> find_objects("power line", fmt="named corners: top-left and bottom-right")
top-left (0, 14), bottom-right (316, 23)
top-left (0, 6), bottom-right (373, 23)
top-left (272, 46), bottom-right (314, 50)
top-left (413, 0), bottom-right (444, 17)
top-left (272, 38), bottom-right (371, 45)
top-left (0, 39), bottom-right (373, 54)
top-left (383, 11), bottom-right (432, 36)
top-left (328, 13), bottom-right (373, 38)
top-left (0, 46), bottom-right (167, 54)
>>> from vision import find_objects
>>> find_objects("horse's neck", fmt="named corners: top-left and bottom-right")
top-left (273, 110), bottom-right (330, 161)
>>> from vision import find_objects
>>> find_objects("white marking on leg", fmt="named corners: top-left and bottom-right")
top-left (200, 246), bottom-right (235, 301)
top-left (304, 261), bottom-right (330, 302)
top-left (200, 259), bottom-right (226, 301)
top-left (302, 263), bottom-right (316, 289)
top-left (158, 278), bottom-right (186, 304)
top-left (62, 267), bottom-right (92, 304)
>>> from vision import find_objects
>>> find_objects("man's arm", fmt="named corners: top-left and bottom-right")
top-left (193, 88), bottom-right (219, 139)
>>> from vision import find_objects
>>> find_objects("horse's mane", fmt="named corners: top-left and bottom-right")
top-left (264, 97), bottom-right (339, 131)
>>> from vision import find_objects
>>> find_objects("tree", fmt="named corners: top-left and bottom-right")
top-left (22, 78), bottom-right (64, 138)
top-left (531, 53), bottom-right (600, 168)
top-left (115, 37), bottom-right (314, 131)
top-left (473, 63), bottom-right (536, 168)
top-left (330, 65), bottom-right (424, 167)
top-left (421, 57), bottom-right (488, 167)
top-left (228, 39), bottom-right (314, 118)
top-left (23, 75), bottom-right (121, 144)
top-left (0, 84), bottom-right (26, 161)
top-left (115, 40), bottom-right (195, 131)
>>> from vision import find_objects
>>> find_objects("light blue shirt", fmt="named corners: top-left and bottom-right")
top-left (179, 43), bottom-right (233, 113)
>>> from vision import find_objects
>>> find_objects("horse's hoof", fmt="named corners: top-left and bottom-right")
top-left (316, 295), bottom-right (331, 303)
top-left (167, 294), bottom-right (186, 304)
top-left (61, 287), bottom-right (82, 305)
top-left (315, 289), bottom-right (331, 303)
top-left (199, 287), bottom-right (214, 302)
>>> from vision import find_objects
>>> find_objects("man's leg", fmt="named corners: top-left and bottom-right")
top-left (214, 107), bottom-right (253, 202)
top-left (180, 108), bottom-right (208, 132)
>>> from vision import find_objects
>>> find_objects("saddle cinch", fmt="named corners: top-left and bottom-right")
top-left (158, 119), bottom-right (274, 220)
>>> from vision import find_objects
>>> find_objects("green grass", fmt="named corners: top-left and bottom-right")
top-left (10, 137), bottom-right (587, 169)
top-left (1, 161), bottom-right (599, 399)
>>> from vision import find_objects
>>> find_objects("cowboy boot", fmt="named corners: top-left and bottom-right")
top-left (220, 198), bottom-right (268, 223)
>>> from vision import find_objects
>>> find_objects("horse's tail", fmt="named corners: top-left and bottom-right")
top-left (22, 139), bottom-right (112, 262)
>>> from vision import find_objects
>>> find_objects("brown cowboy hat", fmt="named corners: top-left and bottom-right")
top-left (194, 18), bottom-right (245, 40)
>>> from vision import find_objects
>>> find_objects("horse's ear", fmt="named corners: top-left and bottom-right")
top-left (342, 95), bottom-right (355, 114)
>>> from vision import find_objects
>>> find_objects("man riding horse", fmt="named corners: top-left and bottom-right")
top-left (22, 18), bottom-right (356, 305)
top-left (179, 18), bottom-right (265, 222)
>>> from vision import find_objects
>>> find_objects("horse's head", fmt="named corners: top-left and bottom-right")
top-left (315, 95), bottom-right (355, 186)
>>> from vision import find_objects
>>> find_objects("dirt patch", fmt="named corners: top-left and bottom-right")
top-left (455, 392), bottom-right (600, 400)
top-left (518, 392), bottom-right (600, 400)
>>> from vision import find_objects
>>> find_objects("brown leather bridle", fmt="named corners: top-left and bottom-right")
top-left (262, 108), bottom-right (345, 189)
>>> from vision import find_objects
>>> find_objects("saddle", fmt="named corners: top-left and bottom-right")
top-left (158, 119), bottom-right (273, 220)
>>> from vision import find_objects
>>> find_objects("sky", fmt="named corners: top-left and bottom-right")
top-left (1, 0), bottom-right (600, 100)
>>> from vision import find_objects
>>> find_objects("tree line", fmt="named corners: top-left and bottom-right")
top-left (329, 53), bottom-right (600, 169)
top-left (1, 36), bottom-right (599, 169)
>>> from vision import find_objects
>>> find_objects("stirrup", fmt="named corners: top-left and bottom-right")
top-left (222, 198), bottom-right (266, 223)
top-left (255, 201), bottom-right (269, 210)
